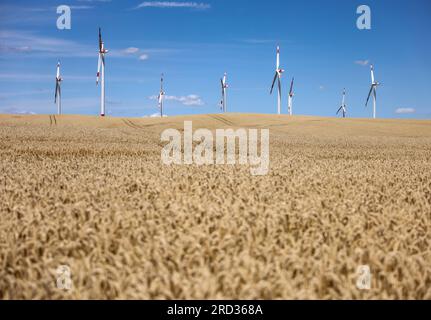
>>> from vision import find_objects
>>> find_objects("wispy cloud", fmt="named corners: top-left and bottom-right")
top-left (0, 30), bottom-right (167, 60)
top-left (0, 30), bottom-right (94, 57)
top-left (354, 60), bottom-right (369, 66)
top-left (67, 6), bottom-right (94, 10)
top-left (122, 47), bottom-right (140, 54)
top-left (395, 108), bottom-right (415, 114)
top-left (77, 0), bottom-right (111, 2)
top-left (0, 89), bottom-right (51, 99)
top-left (117, 47), bottom-right (150, 61)
top-left (0, 107), bottom-right (37, 115)
top-left (0, 4), bottom-right (96, 28)
top-left (150, 94), bottom-right (204, 106)
top-left (242, 39), bottom-right (275, 44)
top-left (0, 72), bottom-right (151, 84)
top-left (134, 2), bottom-right (211, 10)
top-left (0, 97), bottom-right (99, 115)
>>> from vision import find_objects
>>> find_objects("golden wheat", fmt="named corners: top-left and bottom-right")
top-left (0, 113), bottom-right (430, 299)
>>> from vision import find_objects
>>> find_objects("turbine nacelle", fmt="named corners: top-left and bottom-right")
top-left (100, 43), bottom-right (108, 54)
top-left (337, 89), bottom-right (347, 117)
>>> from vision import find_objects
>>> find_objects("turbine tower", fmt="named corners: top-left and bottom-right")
top-left (365, 64), bottom-right (380, 119)
top-left (270, 46), bottom-right (285, 115)
top-left (220, 72), bottom-right (228, 112)
top-left (287, 77), bottom-right (294, 116)
top-left (96, 28), bottom-right (108, 117)
top-left (158, 73), bottom-right (165, 117)
top-left (337, 88), bottom-right (347, 118)
top-left (54, 61), bottom-right (62, 115)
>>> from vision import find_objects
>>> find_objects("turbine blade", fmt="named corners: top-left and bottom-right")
top-left (277, 77), bottom-right (282, 97)
top-left (365, 85), bottom-right (373, 106)
top-left (289, 77), bottom-right (294, 95)
top-left (276, 46), bottom-right (280, 69)
top-left (270, 72), bottom-right (277, 94)
top-left (96, 53), bottom-right (101, 84)
top-left (55, 81), bottom-right (58, 103)
top-left (99, 28), bottom-right (102, 52)
top-left (336, 106), bottom-right (342, 115)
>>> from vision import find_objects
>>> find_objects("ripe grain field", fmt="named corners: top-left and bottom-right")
top-left (0, 113), bottom-right (430, 299)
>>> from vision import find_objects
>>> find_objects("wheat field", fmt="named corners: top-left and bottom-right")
top-left (0, 113), bottom-right (430, 299)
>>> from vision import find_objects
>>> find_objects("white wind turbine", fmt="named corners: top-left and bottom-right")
top-left (337, 88), bottom-right (347, 118)
top-left (287, 77), bottom-right (294, 116)
top-left (365, 64), bottom-right (380, 119)
top-left (96, 28), bottom-right (108, 117)
top-left (220, 72), bottom-right (228, 112)
top-left (157, 73), bottom-right (165, 117)
top-left (54, 61), bottom-right (62, 115)
top-left (270, 46), bottom-right (285, 115)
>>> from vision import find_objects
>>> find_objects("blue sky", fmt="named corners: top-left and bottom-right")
top-left (0, 0), bottom-right (430, 118)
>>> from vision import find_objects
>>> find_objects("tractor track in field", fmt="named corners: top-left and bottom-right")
top-left (208, 114), bottom-right (236, 127)
top-left (122, 119), bottom-right (143, 130)
top-left (122, 119), bottom-right (175, 130)
top-left (207, 115), bottom-right (287, 134)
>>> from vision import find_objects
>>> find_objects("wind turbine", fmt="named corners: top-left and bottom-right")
top-left (54, 61), bottom-right (62, 115)
top-left (365, 64), bottom-right (380, 119)
top-left (337, 88), bottom-right (347, 118)
top-left (220, 72), bottom-right (228, 112)
top-left (157, 73), bottom-right (165, 117)
top-left (96, 27), bottom-right (108, 117)
top-left (287, 77), bottom-right (294, 116)
top-left (270, 46), bottom-right (285, 115)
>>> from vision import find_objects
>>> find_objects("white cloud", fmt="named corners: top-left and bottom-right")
top-left (134, 2), bottom-right (211, 10)
top-left (122, 47), bottom-right (140, 54)
top-left (147, 113), bottom-right (167, 117)
top-left (355, 60), bottom-right (369, 66)
top-left (150, 94), bottom-right (204, 106)
top-left (139, 54), bottom-right (149, 61)
top-left (395, 108), bottom-right (415, 114)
